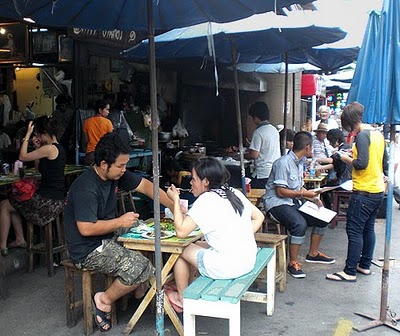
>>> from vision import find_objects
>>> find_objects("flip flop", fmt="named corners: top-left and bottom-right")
top-left (91, 296), bottom-right (112, 332)
top-left (326, 272), bottom-right (357, 282)
top-left (165, 288), bottom-right (183, 313)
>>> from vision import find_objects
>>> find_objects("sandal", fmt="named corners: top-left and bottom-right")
top-left (165, 288), bottom-right (183, 313)
top-left (91, 296), bottom-right (112, 332)
top-left (1, 248), bottom-right (8, 257)
top-left (326, 272), bottom-right (357, 282)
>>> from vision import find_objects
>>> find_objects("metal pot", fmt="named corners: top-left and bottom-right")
top-left (158, 132), bottom-right (172, 141)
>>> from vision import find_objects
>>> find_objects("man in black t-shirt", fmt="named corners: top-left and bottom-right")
top-left (64, 132), bottom-right (173, 332)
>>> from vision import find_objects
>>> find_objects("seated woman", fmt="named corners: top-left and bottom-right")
top-left (166, 157), bottom-right (264, 312)
top-left (0, 116), bottom-right (66, 256)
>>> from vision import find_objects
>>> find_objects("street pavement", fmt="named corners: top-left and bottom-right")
top-left (1, 200), bottom-right (400, 336)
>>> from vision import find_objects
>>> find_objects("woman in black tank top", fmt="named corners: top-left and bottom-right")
top-left (0, 116), bottom-right (65, 256)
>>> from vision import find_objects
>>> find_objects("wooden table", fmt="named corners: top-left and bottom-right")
top-left (0, 164), bottom-right (88, 187)
top-left (241, 188), bottom-right (265, 207)
top-left (118, 231), bottom-right (203, 336)
top-left (303, 173), bottom-right (328, 189)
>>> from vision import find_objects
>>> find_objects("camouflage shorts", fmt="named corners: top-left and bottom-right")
top-left (80, 239), bottom-right (155, 286)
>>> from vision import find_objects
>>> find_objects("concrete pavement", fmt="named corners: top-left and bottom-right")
top-left (1, 201), bottom-right (400, 336)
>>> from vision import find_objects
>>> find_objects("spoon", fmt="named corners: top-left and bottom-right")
top-left (164, 185), bottom-right (192, 192)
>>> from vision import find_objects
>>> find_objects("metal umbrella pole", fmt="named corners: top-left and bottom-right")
top-left (147, 0), bottom-right (164, 335)
top-left (354, 125), bottom-right (400, 333)
top-left (282, 52), bottom-right (289, 156)
top-left (231, 40), bottom-right (246, 194)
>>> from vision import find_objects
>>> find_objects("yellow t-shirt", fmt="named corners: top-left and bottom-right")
top-left (352, 129), bottom-right (386, 193)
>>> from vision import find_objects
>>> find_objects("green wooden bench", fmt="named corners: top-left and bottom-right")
top-left (183, 247), bottom-right (275, 336)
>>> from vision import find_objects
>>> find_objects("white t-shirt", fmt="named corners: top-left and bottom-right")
top-left (249, 123), bottom-right (281, 179)
top-left (187, 189), bottom-right (257, 279)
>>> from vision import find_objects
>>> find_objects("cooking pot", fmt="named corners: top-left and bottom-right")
top-left (159, 132), bottom-right (172, 141)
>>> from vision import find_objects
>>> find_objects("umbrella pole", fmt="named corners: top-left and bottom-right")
top-left (231, 41), bottom-right (246, 194)
top-left (353, 125), bottom-right (400, 333)
top-left (282, 52), bottom-right (289, 156)
top-left (147, 1), bottom-right (164, 335)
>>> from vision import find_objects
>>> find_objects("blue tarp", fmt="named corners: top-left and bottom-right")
top-left (348, 1), bottom-right (400, 124)
top-left (0, 0), bottom-right (312, 31)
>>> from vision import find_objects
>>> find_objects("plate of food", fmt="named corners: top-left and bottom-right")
top-left (141, 230), bottom-right (174, 240)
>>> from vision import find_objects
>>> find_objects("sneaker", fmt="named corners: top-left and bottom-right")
top-left (305, 251), bottom-right (335, 264)
top-left (287, 261), bottom-right (306, 278)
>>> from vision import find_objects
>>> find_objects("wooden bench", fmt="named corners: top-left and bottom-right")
top-left (183, 247), bottom-right (275, 336)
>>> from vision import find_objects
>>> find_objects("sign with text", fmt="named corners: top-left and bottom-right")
top-left (69, 28), bottom-right (146, 49)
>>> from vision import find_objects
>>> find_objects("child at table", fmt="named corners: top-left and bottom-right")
top-left (166, 157), bottom-right (264, 312)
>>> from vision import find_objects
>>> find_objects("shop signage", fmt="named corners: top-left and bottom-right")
top-left (301, 74), bottom-right (326, 97)
top-left (69, 28), bottom-right (146, 48)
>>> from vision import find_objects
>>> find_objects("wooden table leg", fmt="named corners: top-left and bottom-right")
top-left (123, 253), bottom-right (180, 335)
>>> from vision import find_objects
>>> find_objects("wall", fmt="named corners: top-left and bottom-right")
top-left (15, 67), bottom-right (53, 116)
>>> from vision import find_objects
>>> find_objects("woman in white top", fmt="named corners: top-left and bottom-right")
top-left (166, 157), bottom-right (264, 312)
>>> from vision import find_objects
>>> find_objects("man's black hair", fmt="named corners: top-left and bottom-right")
top-left (249, 102), bottom-right (270, 121)
top-left (94, 132), bottom-right (130, 166)
top-left (293, 131), bottom-right (312, 152)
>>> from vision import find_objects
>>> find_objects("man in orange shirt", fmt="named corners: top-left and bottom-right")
top-left (83, 99), bottom-right (113, 165)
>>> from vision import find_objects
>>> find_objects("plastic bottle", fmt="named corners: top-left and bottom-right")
top-left (309, 158), bottom-right (316, 178)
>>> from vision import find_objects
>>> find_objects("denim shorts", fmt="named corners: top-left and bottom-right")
top-left (196, 248), bottom-right (211, 278)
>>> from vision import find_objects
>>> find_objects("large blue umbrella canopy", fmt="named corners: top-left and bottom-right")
top-left (284, 46), bottom-right (359, 73)
top-left (0, 0), bottom-right (312, 31)
top-left (123, 17), bottom-right (347, 63)
top-left (347, 10), bottom-right (381, 120)
top-left (235, 46), bottom-right (359, 73)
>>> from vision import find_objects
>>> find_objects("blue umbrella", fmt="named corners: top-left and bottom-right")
top-left (1, 1), bottom-right (316, 335)
top-left (124, 20), bottom-right (346, 64)
top-left (0, 0), bottom-right (311, 31)
top-left (347, 0), bottom-right (400, 332)
top-left (347, 10), bottom-right (381, 119)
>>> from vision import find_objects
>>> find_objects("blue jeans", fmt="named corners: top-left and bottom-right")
top-left (269, 204), bottom-right (328, 245)
top-left (344, 192), bottom-right (383, 276)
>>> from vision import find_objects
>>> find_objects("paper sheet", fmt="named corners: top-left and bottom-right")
top-left (299, 201), bottom-right (337, 223)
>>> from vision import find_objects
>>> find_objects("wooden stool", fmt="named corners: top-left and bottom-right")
top-left (331, 190), bottom-right (352, 228)
top-left (255, 233), bottom-right (287, 293)
top-left (262, 211), bottom-right (286, 236)
top-left (26, 212), bottom-right (66, 277)
top-left (61, 260), bottom-right (117, 336)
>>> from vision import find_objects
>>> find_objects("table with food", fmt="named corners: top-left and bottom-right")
top-left (117, 218), bottom-right (202, 336)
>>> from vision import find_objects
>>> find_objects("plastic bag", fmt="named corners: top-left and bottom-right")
top-left (172, 118), bottom-right (189, 138)
top-left (10, 178), bottom-right (39, 202)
